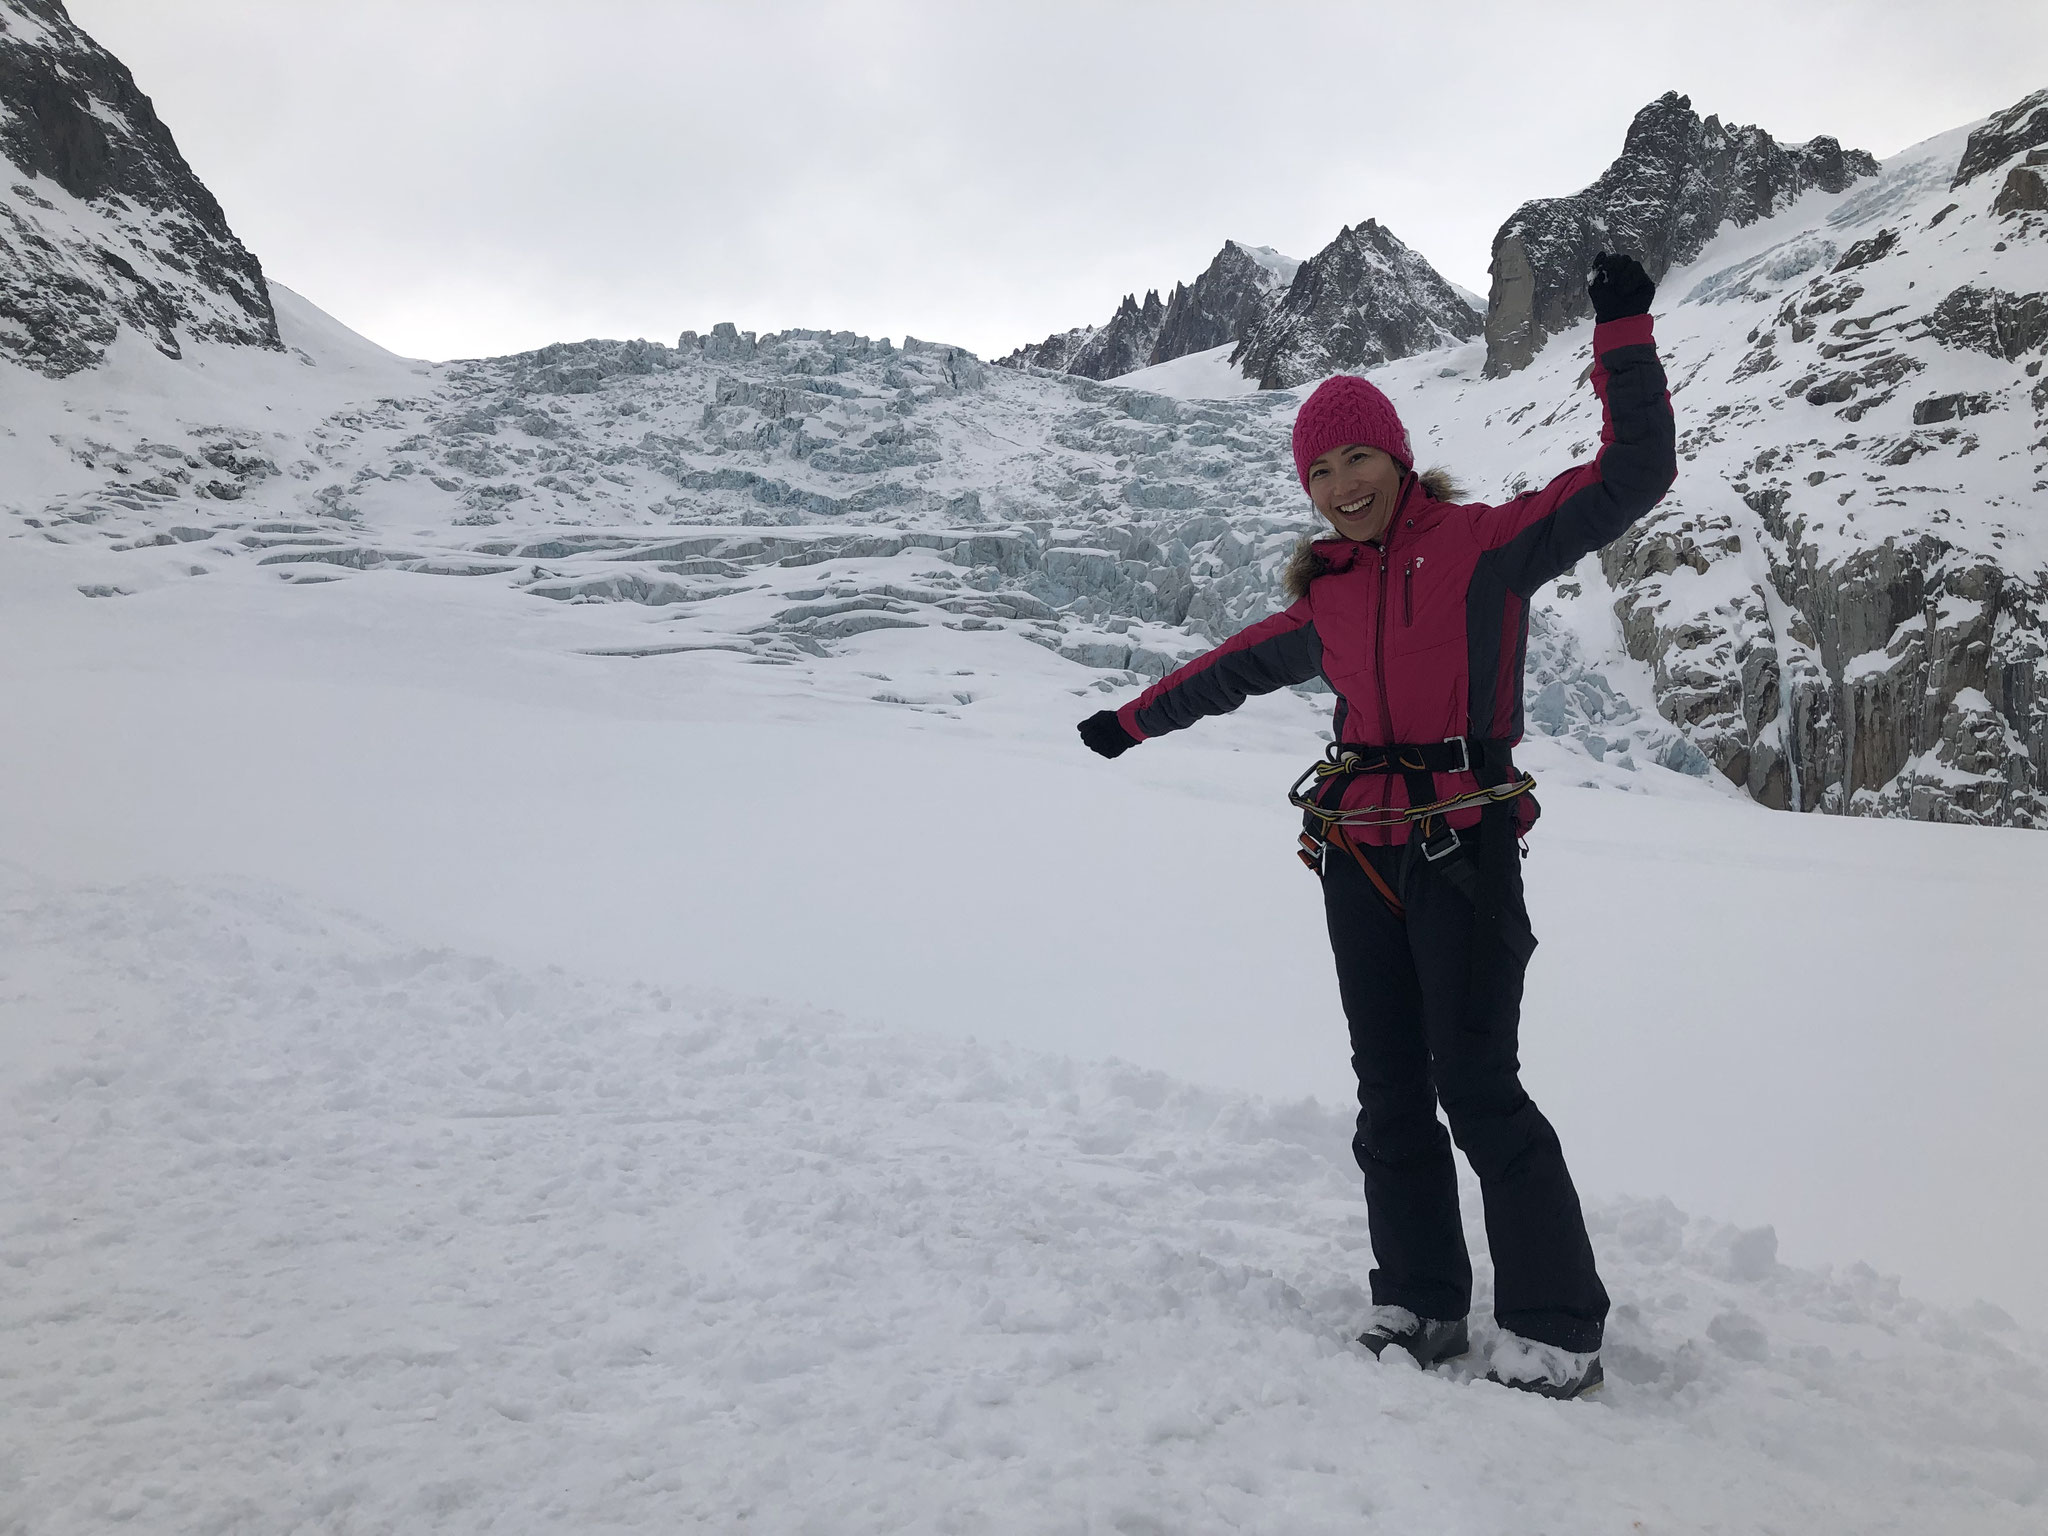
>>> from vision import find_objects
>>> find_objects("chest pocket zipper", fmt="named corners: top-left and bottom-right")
top-left (1404, 557), bottom-right (1422, 626)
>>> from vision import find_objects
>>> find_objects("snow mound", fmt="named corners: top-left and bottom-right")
top-left (269, 278), bottom-right (422, 374)
top-left (1112, 341), bottom-right (1262, 400)
top-left (5, 870), bottom-right (2042, 1532)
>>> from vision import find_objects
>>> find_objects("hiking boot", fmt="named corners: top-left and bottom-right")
top-left (1355, 1305), bottom-right (1470, 1367)
top-left (1484, 1331), bottom-right (1604, 1399)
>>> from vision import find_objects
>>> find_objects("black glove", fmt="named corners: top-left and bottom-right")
top-left (1588, 251), bottom-right (1655, 323)
top-left (1078, 709), bottom-right (1139, 759)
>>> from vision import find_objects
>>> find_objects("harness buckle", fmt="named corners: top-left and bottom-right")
top-left (1419, 823), bottom-right (1463, 862)
top-left (1441, 736), bottom-right (1471, 775)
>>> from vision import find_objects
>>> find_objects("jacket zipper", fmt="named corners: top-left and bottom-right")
top-left (1373, 541), bottom-right (1397, 746)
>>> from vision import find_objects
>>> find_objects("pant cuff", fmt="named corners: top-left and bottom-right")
top-left (1494, 1311), bottom-right (1604, 1353)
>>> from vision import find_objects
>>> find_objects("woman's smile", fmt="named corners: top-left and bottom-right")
top-left (1308, 442), bottom-right (1404, 542)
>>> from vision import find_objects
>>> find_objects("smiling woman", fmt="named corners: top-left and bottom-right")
top-left (1077, 251), bottom-right (1674, 1402)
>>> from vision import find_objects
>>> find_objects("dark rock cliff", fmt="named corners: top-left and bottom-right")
top-left (1483, 92), bottom-right (1878, 377)
top-left (1230, 218), bottom-right (1479, 390)
top-left (0, 0), bottom-right (280, 376)
top-left (1002, 290), bottom-right (1164, 381)
top-left (1146, 240), bottom-right (1289, 366)
top-left (1066, 288), bottom-right (1166, 381)
top-left (1952, 87), bottom-right (2048, 189)
top-left (1001, 241), bottom-right (1295, 381)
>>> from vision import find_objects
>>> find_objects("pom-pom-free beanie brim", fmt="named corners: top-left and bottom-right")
top-left (1291, 376), bottom-right (1412, 491)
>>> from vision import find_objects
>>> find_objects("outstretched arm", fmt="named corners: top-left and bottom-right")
top-left (1078, 599), bottom-right (1323, 756)
top-left (1467, 254), bottom-right (1677, 593)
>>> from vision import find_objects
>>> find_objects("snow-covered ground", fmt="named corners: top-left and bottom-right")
top-left (7, 411), bottom-right (2048, 1536)
top-left (7, 863), bottom-right (2046, 1534)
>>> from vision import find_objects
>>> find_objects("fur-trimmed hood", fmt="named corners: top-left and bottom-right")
top-left (1282, 467), bottom-right (1464, 601)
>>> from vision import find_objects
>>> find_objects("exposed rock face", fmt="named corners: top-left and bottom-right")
top-left (1925, 284), bottom-right (2048, 361)
top-left (1065, 289), bottom-right (1165, 380)
top-left (0, 0), bottom-right (280, 376)
top-left (1602, 505), bottom-right (2048, 827)
top-left (1000, 241), bottom-right (1301, 381)
top-left (1230, 218), bottom-right (1480, 390)
top-left (1148, 240), bottom-right (1293, 366)
top-left (1004, 324), bottom-right (1095, 374)
top-left (1951, 88), bottom-right (2048, 188)
top-left (1561, 86), bottom-right (2048, 828)
top-left (1003, 290), bottom-right (1162, 380)
top-left (1483, 93), bottom-right (1879, 377)
top-left (1993, 161), bottom-right (2048, 216)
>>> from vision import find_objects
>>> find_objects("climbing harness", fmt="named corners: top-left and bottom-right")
top-left (1290, 737), bottom-right (1539, 964)
top-left (1289, 738), bottom-right (1535, 848)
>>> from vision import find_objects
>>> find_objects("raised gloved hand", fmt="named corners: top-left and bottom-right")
top-left (1588, 251), bottom-right (1656, 323)
top-left (1078, 709), bottom-right (1139, 759)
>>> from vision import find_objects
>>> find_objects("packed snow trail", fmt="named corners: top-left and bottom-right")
top-left (4, 871), bottom-right (2041, 1533)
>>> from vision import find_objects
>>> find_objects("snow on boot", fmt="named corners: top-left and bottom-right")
top-left (1484, 1332), bottom-right (1604, 1399)
top-left (1355, 1305), bottom-right (1470, 1368)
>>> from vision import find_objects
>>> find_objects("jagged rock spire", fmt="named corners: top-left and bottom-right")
top-left (1482, 91), bottom-right (1879, 377)
top-left (1001, 240), bottom-right (1298, 381)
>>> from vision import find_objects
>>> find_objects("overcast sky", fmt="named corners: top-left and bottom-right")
top-left (63, 0), bottom-right (2048, 362)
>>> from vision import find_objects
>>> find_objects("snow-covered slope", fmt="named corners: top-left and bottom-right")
top-left (5, 867), bottom-right (2043, 1533)
top-left (1115, 340), bottom-right (1262, 400)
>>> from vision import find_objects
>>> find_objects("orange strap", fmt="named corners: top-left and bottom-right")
top-left (1327, 825), bottom-right (1406, 919)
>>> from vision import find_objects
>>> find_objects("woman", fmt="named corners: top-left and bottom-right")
top-left (1077, 253), bottom-right (1673, 1400)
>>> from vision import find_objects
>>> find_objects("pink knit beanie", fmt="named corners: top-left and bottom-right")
top-left (1291, 375), bottom-right (1412, 492)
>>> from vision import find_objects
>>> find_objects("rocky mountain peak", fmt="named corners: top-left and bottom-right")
top-left (1230, 217), bottom-right (1481, 390)
top-left (1000, 237), bottom-right (1303, 382)
top-left (1146, 240), bottom-right (1290, 368)
top-left (0, 0), bottom-right (280, 376)
top-left (1061, 288), bottom-right (1166, 381)
top-left (1483, 91), bottom-right (1879, 377)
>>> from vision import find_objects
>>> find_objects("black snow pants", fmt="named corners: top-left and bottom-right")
top-left (1323, 817), bottom-right (1608, 1353)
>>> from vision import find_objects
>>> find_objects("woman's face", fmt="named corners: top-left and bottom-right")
top-left (1306, 443), bottom-right (1404, 543)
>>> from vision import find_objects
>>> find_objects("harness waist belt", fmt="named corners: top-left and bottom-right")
top-left (1320, 736), bottom-right (1513, 778)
